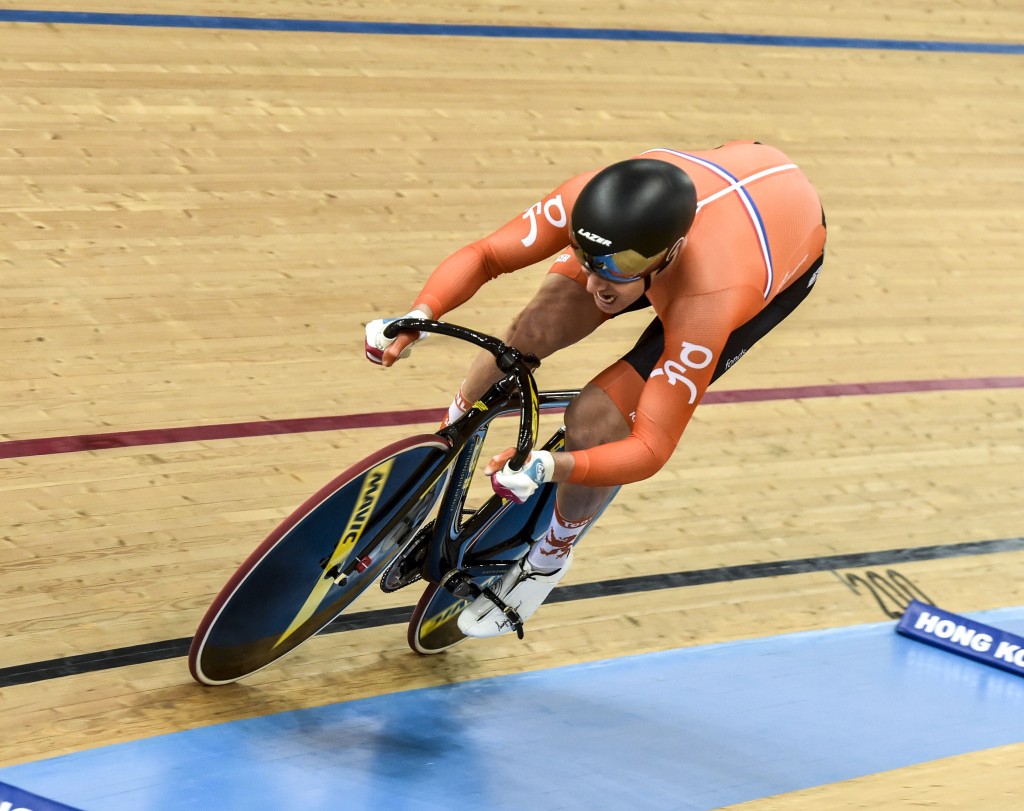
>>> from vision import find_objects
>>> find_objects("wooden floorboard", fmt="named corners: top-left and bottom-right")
top-left (1, 2), bottom-right (1021, 803)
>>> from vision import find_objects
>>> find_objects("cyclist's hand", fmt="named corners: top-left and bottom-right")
top-left (486, 448), bottom-right (555, 504)
top-left (365, 310), bottom-right (429, 366)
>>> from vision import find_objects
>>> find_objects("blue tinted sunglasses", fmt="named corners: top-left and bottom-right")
top-left (571, 243), bottom-right (673, 284)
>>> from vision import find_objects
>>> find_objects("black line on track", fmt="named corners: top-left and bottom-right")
top-left (2, 536), bottom-right (1021, 687)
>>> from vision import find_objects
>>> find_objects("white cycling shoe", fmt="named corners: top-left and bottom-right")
top-left (457, 552), bottom-right (573, 638)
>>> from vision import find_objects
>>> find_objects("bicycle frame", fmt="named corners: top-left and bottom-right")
top-left (381, 318), bottom-right (576, 597)
top-left (190, 318), bottom-right (595, 681)
top-left (429, 391), bottom-right (575, 576)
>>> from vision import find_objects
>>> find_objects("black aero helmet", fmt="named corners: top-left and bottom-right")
top-left (570, 158), bottom-right (697, 282)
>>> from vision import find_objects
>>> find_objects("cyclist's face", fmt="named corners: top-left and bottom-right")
top-left (583, 268), bottom-right (647, 314)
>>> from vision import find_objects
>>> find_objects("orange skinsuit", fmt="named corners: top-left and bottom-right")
top-left (411, 142), bottom-right (827, 487)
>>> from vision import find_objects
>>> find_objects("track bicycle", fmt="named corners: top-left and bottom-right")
top-left (188, 319), bottom-right (616, 685)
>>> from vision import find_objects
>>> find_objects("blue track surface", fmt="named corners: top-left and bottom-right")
top-left (4, 608), bottom-right (1023, 811)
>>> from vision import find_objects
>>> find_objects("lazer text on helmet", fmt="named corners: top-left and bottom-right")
top-left (575, 228), bottom-right (612, 246)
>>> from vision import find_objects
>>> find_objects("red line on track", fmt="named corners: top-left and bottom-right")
top-left (3, 376), bottom-right (1022, 460)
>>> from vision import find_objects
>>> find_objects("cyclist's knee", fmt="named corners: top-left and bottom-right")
top-left (504, 307), bottom-right (542, 351)
top-left (504, 277), bottom-right (601, 357)
top-left (564, 384), bottom-right (631, 452)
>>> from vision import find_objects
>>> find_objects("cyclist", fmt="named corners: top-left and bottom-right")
top-left (366, 141), bottom-right (827, 638)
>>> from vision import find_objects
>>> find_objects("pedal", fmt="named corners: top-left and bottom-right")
top-left (480, 584), bottom-right (525, 640)
top-left (440, 572), bottom-right (525, 639)
top-left (440, 569), bottom-right (480, 600)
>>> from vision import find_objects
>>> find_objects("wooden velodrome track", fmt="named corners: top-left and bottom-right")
top-left (1, 0), bottom-right (1022, 806)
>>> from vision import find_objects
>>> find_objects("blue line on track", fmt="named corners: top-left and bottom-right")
top-left (1, 10), bottom-right (1021, 55)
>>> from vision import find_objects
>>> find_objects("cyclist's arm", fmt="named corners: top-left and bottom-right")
top-left (562, 287), bottom-right (761, 487)
top-left (412, 172), bottom-right (595, 318)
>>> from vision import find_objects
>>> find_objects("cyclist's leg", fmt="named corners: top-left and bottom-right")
top-left (457, 391), bottom-right (625, 638)
top-left (500, 359), bottom-right (635, 571)
top-left (458, 271), bottom-right (604, 405)
top-left (456, 318), bottom-right (647, 638)
top-left (550, 314), bottom-right (660, 523)
top-left (554, 379), bottom-right (632, 519)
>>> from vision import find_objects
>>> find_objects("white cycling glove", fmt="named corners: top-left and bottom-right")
top-left (490, 450), bottom-right (555, 504)
top-left (365, 310), bottom-right (429, 365)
